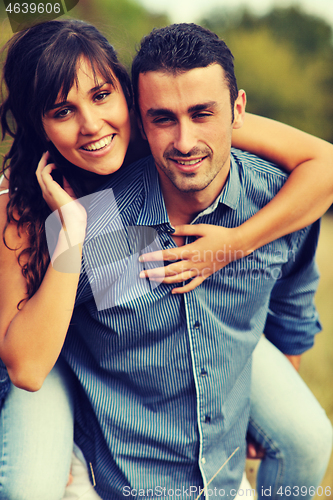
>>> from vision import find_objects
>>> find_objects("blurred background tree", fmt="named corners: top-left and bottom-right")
top-left (202, 6), bottom-right (333, 142)
top-left (1, 1), bottom-right (332, 142)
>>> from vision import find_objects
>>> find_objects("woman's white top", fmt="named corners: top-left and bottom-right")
top-left (0, 175), bottom-right (9, 195)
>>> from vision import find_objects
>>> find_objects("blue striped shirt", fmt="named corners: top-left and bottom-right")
top-left (63, 149), bottom-right (320, 499)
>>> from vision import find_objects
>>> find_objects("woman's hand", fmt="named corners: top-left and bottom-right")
top-left (36, 152), bottom-right (87, 243)
top-left (36, 152), bottom-right (74, 211)
top-left (139, 224), bottom-right (245, 294)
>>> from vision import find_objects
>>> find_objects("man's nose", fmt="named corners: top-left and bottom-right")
top-left (173, 120), bottom-right (197, 154)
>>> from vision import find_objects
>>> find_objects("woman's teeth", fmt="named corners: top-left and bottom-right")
top-left (82, 135), bottom-right (113, 151)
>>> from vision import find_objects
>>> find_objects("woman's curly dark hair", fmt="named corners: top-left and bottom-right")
top-left (0, 19), bottom-right (132, 304)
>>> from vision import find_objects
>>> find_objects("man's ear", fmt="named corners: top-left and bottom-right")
top-left (233, 90), bottom-right (246, 130)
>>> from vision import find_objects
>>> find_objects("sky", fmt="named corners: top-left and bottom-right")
top-left (137, 0), bottom-right (333, 27)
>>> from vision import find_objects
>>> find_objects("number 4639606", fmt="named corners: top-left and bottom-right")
top-left (5, 3), bottom-right (61, 14)
top-left (277, 486), bottom-right (331, 496)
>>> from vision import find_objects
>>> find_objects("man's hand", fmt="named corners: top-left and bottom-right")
top-left (139, 224), bottom-right (245, 294)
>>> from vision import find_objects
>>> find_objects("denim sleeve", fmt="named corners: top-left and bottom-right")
top-left (0, 359), bottom-right (11, 411)
top-left (264, 220), bottom-right (322, 355)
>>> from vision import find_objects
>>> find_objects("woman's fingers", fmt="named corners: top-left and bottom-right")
top-left (172, 223), bottom-right (206, 236)
top-left (36, 152), bottom-right (53, 188)
top-left (171, 276), bottom-right (206, 294)
top-left (139, 248), bottom-right (180, 263)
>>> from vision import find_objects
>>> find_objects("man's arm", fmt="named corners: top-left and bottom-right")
top-left (264, 221), bottom-right (321, 359)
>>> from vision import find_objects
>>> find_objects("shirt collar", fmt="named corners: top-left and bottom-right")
top-left (136, 151), bottom-right (241, 227)
top-left (136, 157), bottom-right (173, 230)
top-left (216, 151), bottom-right (241, 211)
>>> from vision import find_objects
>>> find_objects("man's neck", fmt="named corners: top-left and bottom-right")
top-left (162, 189), bottom-right (210, 226)
top-left (159, 167), bottom-right (230, 227)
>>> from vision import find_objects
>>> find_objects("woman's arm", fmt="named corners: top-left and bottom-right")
top-left (232, 113), bottom-right (333, 245)
top-left (139, 113), bottom-right (333, 293)
top-left (0, 154), bottom-right (86, 391)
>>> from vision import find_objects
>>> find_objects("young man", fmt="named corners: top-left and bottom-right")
top-left (61, 24), bottom-right (331, 499)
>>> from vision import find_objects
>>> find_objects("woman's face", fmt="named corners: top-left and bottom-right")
top-left (42, 57), bottom-right (131, 175)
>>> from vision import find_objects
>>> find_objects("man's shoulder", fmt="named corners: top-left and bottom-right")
top-left (231, 148), bottom-right (288, 181)
top-left (93, 155), bottom-right (155, 215)
top-left (83, 155), bottom-right (157, 240)
top-left (101, 155), bottom-right (154, 194)
top-left (230, 148), bottom-right (288, 209)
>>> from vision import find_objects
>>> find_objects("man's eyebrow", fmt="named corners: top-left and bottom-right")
top-left (146, 108), bottom-right (175, 118)
top-left (188, 101), bottom-right (218, 113)
top-left (47, 82), bottom-right (111, 111)
top-left (146, 101), bottom-right (218, 117)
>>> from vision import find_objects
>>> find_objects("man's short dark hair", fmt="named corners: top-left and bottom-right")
top-left (132, 23), bottom-right (238, 119)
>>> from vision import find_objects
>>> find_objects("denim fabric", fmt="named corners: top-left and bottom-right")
top-left (249, 336), bottom-right (332, 499)
top-left (0, 360), bottom-right (74, 500)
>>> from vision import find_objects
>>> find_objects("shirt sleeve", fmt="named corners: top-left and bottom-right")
top-left (264, 220), bottom-right (321, 355)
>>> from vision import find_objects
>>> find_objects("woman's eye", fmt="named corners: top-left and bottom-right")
top-left (95, 91), bottom-right (110, 102)
top-left (54, 108), bottom-right (72, 119)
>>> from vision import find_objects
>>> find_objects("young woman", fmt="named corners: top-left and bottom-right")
top-left (0, 19), bottom-right (332, 500)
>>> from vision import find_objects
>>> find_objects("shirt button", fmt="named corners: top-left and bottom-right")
top-left (205, 415), bottom-right (211, 423)
top-left (200, 368), bottom-right (207, 376)
top-left (163, 239), bottom-right (172, 247)
top-left (194, 321), bottom-right (200, 329)
top-left (201, 457), bottom-right (206, 464)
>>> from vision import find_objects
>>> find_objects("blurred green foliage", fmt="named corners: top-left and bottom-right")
top-left (1, 1), bottom-right (332, 153)
top-left (202, 6), bottom-right (333, 142)
top-left (61, 0), bottom-right (169, 69)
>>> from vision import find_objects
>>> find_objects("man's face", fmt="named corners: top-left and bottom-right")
top-left (138, 64), bottom-right (245, 197)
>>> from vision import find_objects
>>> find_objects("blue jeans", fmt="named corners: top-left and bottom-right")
top-left (0, 360), bottom-right (74, 500)
top-left (249, 336), bottom-right (332, 499)
top-left (0, 338), bottom-right (331, 499)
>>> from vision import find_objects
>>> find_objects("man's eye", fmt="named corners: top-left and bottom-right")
top-left (153, 117), bottom-right (173, 124)
top-left (194, 112), bottom-right (212, 119)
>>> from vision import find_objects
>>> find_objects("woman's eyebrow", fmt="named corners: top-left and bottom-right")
top-left (46, 81), bottom-right (113, 111)
top-left (88, 81), bottom-right (110, 94)
top-left (47, 100), bottom-right (69, 111)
